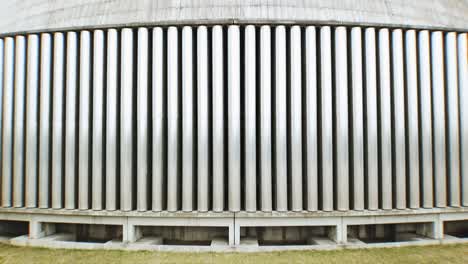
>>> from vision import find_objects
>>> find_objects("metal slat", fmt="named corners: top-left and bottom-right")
top-left (121, 28), bottom-right (134, 211)
top-left (137, 27), bottom-right (149, 211)
top-left (25, 34), bottom-right (39, 208)
top-left (228, 25), bottom-right (241, 212)
top-left (39, 33), bottom-right (52, 208)
top-left (335, 26), bottom-right (349, 211)
top-left (405, 30), bottom-right (420, 209)
top-left (259, 25), bottom-right (272, 212)
top-left (65, 32), bottom-right (78, 210)
top-left (350, 27), bottom-right (364, 211)
top-left (106, 29), bottom-right (118, 211)
top-left (167, 26), bottom-right (179, 212)
top-left (182, 26), bottom-right (194, 212)
top-left (275, 26), bottom-right (288, 211)
top-left (13, 35), bottom-right (26, 208)
top-left (445, 32), bottom-right (460, 207)
top-left (378, 29), bottom-right (392, 210)
top-left (152, 27), bottom-right (164, 211)
top-left (392, 29), bottom-right (406, 209)
top-left (52, 32), bottom-right (64, 209)
top-left (418, 30), bottom-right (434, 208)
top-left (244, 25), bottom-right (257, 212)
top-left (0, 39), bottom-right (3, 205)
top-left (78, 31), bottom-right (91, 210)
top-left (197, 26), bottom-right (209, 212)
top-left (290, 25), bottom-right (303, 211)
top-left (212, 25), bottom-right (224, 212)
top-left (320, 26), bottom-right (333, 211)
top-left (446, 32), bottom-right (461, 207)
top-left (92, 30), bottom-right (104, 210)
top-left (1, 37), bottom-right (13, 207)
top-left (305, 26), bottom-right (318, 212)
top-left (431, 31), bottom-right (447, 208)
top-left (459, 33), bottom-right (468, 206)
top-left (365, 28), bottom-right (379, 210)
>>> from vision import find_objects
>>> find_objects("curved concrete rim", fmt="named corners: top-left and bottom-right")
top-left (0, 0), bottom-right (467, 35)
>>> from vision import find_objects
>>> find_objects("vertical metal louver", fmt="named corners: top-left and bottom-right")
top-left (0, 25), bottom-right (467, 213)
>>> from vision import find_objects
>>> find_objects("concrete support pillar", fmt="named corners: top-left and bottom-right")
top-left (234, 224), bottom-right (241, 246)
top-left (416, 218), bottom-right (443, 239)
top-left (328, 224), bottom-right (347, 244)
top-left (29, 221), bottom-right (55, 239)
top-left (123, 224), bottom-right (142, 243)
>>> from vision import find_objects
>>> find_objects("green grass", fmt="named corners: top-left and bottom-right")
top-left (0, 243), bottom-right (467, 264)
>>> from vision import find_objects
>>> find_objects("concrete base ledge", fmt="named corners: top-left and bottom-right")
top-left (1, 236), bottom-right (467, 252)
top-left (0, 208), bottom-right (466, 251)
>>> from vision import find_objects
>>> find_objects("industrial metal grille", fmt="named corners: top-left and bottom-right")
top-left (0, 25), bottom-right (467, 213)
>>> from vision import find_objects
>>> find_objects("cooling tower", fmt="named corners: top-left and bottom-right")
top-left (0, 0), bottom-right (467, 251)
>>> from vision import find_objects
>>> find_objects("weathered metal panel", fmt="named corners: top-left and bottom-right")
top-left (39, 33), bottom-right (52, 208)
top-left (228, 25), bottom-right (241, 212)
top-left (305, 26), bottom-right (318, 212)
top-left (65, 32), bottom-right (78, 210)
top-left (78, 31), bottom-right (91, 210)
top-left (431, 31), bottom-right (447, 208)
top-left (52, 32), bottom-right (64, 209)
top-left (378, 29), bottom-right (392, 210)
top-left (137, 27), bottom-right (149, 211)
top-left (335, 26), bottom-right (349, 211)
top-left (25, 34), bottom-right (39, 208)
top-left (274, 25), bottom-right (288, 212)
top-left (320, 26), bottom-right (333, 211)
top-left (167, 26), bottom-right (179, 212)
top-left (418, 30), bottom-right (434, 208)
top-left (106, 29), bottom-right (118, 211)
top-left (405, 30), bottom-right (420, 209)
top-left (244, 25), bottom-right (257, 212)
top-left (92, 30), bottom-right (104, 211)
top-left (120, 28), bottom-right (134, 211)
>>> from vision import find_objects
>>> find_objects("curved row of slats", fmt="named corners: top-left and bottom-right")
top-left (0, 26), bottom-right (467, 212)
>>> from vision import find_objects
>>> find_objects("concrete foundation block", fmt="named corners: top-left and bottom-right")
top-left (9, 235), bottom-right (29, 246)
top-left (308, 237), bottom-right (336, 245)
top-left (211, 237), bottom-right (229, 246)
top-left (133, 236), bottom-right (163, 245)
top-left (442, 234), bottom-right (461, 241)
top-left (346, 237), bottom-right (366, 245)
top-left (41, 233), bottom-right (76, 242)
top-left (396, 232), bottom-right (432, 242)
top-left (240, 237), bottom-right (259, 246)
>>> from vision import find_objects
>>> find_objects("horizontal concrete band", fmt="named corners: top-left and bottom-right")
top-left (0, 0), bottom-right (467, 35)
top-left (0, 208), bottom-right (467, 249)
